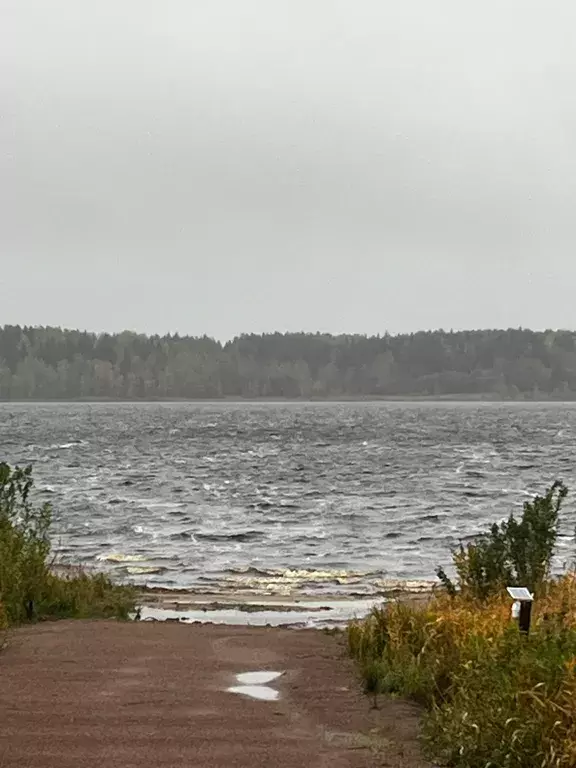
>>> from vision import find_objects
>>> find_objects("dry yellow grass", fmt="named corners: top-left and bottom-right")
top-left (348, 575), bottom-right (576, 767)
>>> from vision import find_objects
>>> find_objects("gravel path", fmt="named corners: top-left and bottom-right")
top-left (0, 621), bottom-right (432, 767)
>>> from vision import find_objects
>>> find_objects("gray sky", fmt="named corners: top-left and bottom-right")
top-left (2, 0), bottom-right (575, 339)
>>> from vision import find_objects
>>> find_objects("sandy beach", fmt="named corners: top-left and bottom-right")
top-left (0, 620), bottom-right (432, 768)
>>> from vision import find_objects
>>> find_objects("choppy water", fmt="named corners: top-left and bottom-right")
top-left (1, 402), bottom-right (574, 597)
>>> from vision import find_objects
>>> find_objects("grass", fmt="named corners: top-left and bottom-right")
top-left (349, 579), bottom-right (576, 767)
top-left (0, 463), bottom-right (135, 629)
top-left (348, 484), bottom-right (576, 767)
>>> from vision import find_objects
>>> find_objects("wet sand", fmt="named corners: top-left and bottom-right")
top-left (0, 621), bottom-right (432, 768)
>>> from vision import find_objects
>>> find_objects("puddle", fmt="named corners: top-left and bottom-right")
top-left (136, 598), bottom-right (377, 628)
top-left (237, 671), bottom-right (283, 686)
top-left (227, 684), bottom-right (279, 701)
top-left (227, 670), bottom-right (283, 701)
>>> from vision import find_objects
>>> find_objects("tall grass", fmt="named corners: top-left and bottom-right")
top-left (0, 463), bottom-right (135, 628)
top-left (348, 484), bottom-right (576, 767)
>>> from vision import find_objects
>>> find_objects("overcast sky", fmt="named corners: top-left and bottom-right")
top-left (2, 1), bottom-right (575, 339)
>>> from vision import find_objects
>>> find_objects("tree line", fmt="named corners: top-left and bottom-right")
top-left (1, 325), bottom-right (576, 400)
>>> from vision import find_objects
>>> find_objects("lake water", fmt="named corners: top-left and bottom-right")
top-left (1, 402), bottom-right (574, 597)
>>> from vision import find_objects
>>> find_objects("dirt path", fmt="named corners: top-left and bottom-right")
top-left (0, 621), bottom-right (432, 768)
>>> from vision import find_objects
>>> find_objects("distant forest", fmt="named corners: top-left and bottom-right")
top-left (1, 325), bottom-right (576, 400)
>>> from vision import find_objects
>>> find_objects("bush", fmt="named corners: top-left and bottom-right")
top-left (0, 462), bottom-right (135, 626)
top-left (39, 570), bottom-right (136, 620)
top-left (437, 481), bottom-right (569, 599)
top-left (349, 485), bottom-right (576, 766)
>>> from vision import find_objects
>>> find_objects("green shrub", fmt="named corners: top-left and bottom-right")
top-left (0, 464), bottom-right (52, 624)
top-left (38, 570), bottom-right (136, 620)
top-left (437, 481), bottom-right (569, 599)
top-left (0, 462), bottom-right (135, 625)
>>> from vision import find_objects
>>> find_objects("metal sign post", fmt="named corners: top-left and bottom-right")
top-left (507, 587), bottom-right (534, 635)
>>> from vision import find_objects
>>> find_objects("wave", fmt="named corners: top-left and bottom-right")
top-left (206, 567), bottom-right (434, 597)
top-left (125, 565), bottom-right (167, 575)
top-left (462, 490), bottom-right (497, 498)
top-left (48, 440), bottom-right (85, 450)
top-left (287, 536), bottom-right (328, 547)
top-left (96, 552), bottom-right (147, 563)
top-left (221, 566), bottom-right (276, 577)
top-left (222, 566), bottom-right (385, 583)
top-left (168, 532), bottom-right (196, 541)
top-left (197, 530), bottom-right (264, 543)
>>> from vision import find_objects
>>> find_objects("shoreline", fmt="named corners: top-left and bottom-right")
top-left (53, 564), bottom-right (436, 610)
top-left (4, 395), bottom-right (576, 403)
top-left (138, 582), bottom-right (435, 605)
top-left (136, 583), bottom-right (434, 628)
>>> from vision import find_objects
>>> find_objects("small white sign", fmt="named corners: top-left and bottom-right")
top-left (506, 587), bottom-right (533, 602)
